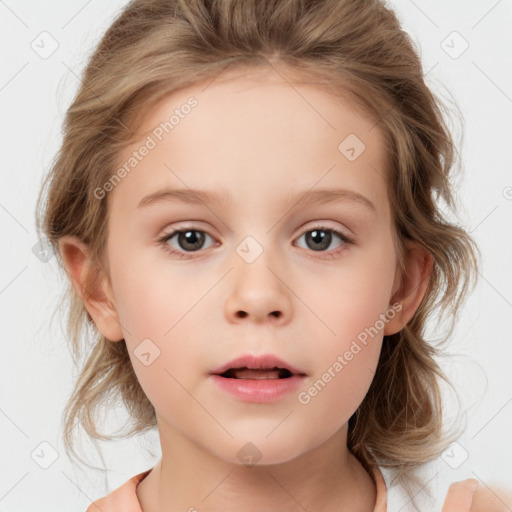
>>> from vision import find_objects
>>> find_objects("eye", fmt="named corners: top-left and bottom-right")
top-left (157, 224), bottom-right (354, 259)
top-left (158, 228), bottom-right (215, 258)
top-left (295, 225), bottom-right (354, 257)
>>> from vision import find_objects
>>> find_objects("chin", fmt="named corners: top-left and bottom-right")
top-left (212, 432), bottom-right (312, 468)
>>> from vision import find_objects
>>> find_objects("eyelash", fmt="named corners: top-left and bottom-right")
top-left (157, 224), bottom-right (355, 260)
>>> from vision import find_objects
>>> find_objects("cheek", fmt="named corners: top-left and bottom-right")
top-left (306, 242), bottom-right (397, 341)
top-left (297, 288), bottom-right (388, 433)
top-left (295, 351), bottom-right (378, 449)
top-left (108, 251), bottom-right (207, 396)
top-left (118, 295), bottom-right (205, 429)
top-left (297, 242), bottom-right (396, 408)
top-left (112, 248), bottom-right (206, 338)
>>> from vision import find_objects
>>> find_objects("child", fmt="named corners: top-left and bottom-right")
top-left (35, 0), bottom-right (510, 510)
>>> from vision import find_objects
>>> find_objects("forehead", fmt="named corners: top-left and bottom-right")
top-left (110, 65), bottom-right (390, 217)
top-left (138, 64), bottom-right (382, 142)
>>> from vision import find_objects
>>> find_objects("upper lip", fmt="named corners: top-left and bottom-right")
top-left (209, 353), bottom-right (307, 376)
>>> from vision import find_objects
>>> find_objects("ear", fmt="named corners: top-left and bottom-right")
top-left (57, 235), bottom-right (124, 342)
top-left (384, 240), bottom-right (433, 336)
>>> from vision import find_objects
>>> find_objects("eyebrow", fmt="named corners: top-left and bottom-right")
top-left (137, 187), bottom-right (376, 213)
top-left (137, 188), bottom-right (229, 208)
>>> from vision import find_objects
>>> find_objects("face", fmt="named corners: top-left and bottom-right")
top-left (103, 65), bottom-right (401, 465)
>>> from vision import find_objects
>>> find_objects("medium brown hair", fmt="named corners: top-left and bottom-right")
top-left (36, 0), bottom-right (479, 502)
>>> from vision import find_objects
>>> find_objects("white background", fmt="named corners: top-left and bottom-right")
top-left (1, 0), bottom-right (511, 510)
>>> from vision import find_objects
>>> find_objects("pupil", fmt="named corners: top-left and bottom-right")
top-left (307, 229), bottom-right (330, 251)
top-left (179, 230), bottom-right (204, 250)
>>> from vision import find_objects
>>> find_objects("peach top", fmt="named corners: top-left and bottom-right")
top-left (86, 466), bottom-right (388, 512)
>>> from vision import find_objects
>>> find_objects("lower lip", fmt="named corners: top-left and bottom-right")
top-left (209, 374), bottom-right (305, 403)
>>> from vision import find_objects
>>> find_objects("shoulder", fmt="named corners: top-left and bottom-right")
top-left (442, 479), bottom-right (512, 512)
top-left (86, 470), bottom-right (151, 512)
top-left (470, 485), bottom-right (512, 512)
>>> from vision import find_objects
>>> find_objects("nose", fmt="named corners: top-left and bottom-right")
top-left (224, 252), bottom-right (292, 325)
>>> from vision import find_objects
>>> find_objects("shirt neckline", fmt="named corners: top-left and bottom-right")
top-left (125, 464), bottom-right (387, 511)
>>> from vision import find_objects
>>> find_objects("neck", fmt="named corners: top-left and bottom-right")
top-left (137, 422), bottom-right (376, 512)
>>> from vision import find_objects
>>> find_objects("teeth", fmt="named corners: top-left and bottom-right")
top-left (235, 369), bottom-right (281, 379)
top-left (222, 368), bottom-right (292, 379)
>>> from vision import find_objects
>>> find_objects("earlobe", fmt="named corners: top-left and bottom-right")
top-left (384, 241), bottom-right (433, 336)
top-left (58, 235), bottom-right (124, 342)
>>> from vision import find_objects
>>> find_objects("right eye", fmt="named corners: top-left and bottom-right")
top-left (294, 225), bottom-right (354, 258)
top-left (158, 228), bottom-right (216, 258)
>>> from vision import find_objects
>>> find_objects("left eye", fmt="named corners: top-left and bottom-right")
top-left (160, 229), bottom-right (215, 254)
top-left (295, 227), bottom-right (352, 252)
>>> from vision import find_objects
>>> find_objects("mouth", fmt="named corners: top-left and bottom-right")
top-left (209, 353), bottom-right (307, 403)
top-left (218, 367), bottom-right (295, 379)
top-left (209, 353), bottom-right (307, 379)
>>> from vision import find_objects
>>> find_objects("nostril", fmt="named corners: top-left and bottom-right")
top-left (234, 311), bottom-right (281, 318)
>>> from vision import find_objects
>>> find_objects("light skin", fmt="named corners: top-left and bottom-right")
top-left (443, 480), bottom-right (512, 512)
top-left (59, 64), bottom-right (435, 511)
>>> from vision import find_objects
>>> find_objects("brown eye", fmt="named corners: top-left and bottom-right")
top-left (160, 229), bottom-right (215, 254)
top-left (304, 229), bottom-right (333, 251)
top-left (296, 227), bottom-right (352, 253)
